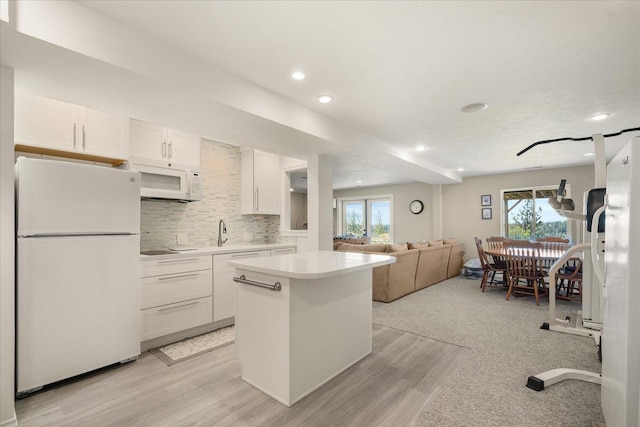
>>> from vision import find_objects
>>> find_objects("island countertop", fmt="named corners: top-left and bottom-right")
top-left (228, 250), bottom-right (395, 280)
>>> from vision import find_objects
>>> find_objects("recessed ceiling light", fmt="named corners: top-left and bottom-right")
top-left (457, 168), bottom-right (464, 172)
top-left (290, 188), bottom-right (294, 192)
top-left (590, 113), bottom-right (609, 121)
top-left (416, 145), bottom-right (427, 152)
top-left (460, 103), bottom-right (488, 113)
top-left (317, 95), bottom-right (333, 104)
top-left (356, 180), bottom-right (362, 184)
top-left (292, 71), bottom-right (305, 80)
top-left (584, 152), bottom-right (594, 157)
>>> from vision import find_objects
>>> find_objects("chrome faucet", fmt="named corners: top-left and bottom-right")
top-left (217, 219), bottom-right (228, 247)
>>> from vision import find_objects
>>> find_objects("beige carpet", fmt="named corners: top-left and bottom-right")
top-left (373, 276), bottom-right (604, 426)
top-left (150, 326), bottom-right (235, 366)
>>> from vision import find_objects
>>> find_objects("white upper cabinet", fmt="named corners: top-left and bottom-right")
top-left (241, 149), bottom-right (281, 215)
top-left (129, 119), bottom-right (200, 169)
top-left (81, 108), bottom-right (129, 158)
top-left (15, 93), bottom-right (129, 164)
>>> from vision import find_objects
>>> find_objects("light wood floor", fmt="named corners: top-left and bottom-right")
top-left (15, 324), bottom-right (469, 426)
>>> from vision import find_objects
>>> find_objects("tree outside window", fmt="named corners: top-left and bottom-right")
top-left (504, 187), bottom-right (569, 241)
top-left (339, 196), bottom-right (392, 243)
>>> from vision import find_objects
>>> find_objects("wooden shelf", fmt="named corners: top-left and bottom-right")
top-left (15, 144), bottom-right (127, 167)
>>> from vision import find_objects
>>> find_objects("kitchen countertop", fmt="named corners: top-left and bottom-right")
top-left (228, 250), bottom-right (395, 280)
top-left (139, 243), bottom-right (296, 260)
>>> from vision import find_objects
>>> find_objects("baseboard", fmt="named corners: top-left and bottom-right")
top-left (0, 409), bottom-right (18, 427)
top-left (141, 317), bottom-right (234, 352)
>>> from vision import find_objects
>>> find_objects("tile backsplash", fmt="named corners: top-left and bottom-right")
top-left (140, 139), bottom-right (281, 250)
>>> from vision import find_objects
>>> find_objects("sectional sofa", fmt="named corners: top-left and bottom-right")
top-left (334, 239), bottom-right (465, 302)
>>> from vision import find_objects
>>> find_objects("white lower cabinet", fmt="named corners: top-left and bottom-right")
top-left (270, 247), bottom-right (296, 256)
top-left (141, 247), bottom-right (296, 341)
top-left (213, 250), bottom-right (270, 322)
top-left (140, 255), bottom-right (212, 341)
top-left (141, 297), bottom-right (213, 341)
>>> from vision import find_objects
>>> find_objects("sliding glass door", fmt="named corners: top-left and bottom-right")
top-left (339, 196), bottom-right (392, 243)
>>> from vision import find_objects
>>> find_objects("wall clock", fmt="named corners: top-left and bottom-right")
top-left (409, 200), bottom-right (424, 214)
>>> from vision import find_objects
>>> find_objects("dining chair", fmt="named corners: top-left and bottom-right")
top-left (485, 236), bottom-right (509, 267)
top-left (556, 259), bottom-right (583, 300)
top-left (503, 240), bottom-right (548, 305)
top-left (475, 237), bottom-right (508, 292)
top-left (535, 237), bottom-right (570, 270)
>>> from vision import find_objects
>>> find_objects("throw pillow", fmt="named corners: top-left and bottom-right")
top-left (428, 240), bottom-right (444, 246)
top-left (443, 238), bottom-right (457, 245)
top-left (408, 242), bottom-right (430, 250)
top-left (386, 242), bottom-right (408, 253)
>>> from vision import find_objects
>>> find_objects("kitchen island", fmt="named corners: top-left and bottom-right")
top-left (228, 250), bottom-right (395, 407)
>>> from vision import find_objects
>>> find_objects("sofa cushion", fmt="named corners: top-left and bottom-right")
top-left (408, 242), bottom-right (430, 250)
top-left (447, 244), bottom-right (465, 278)
top-left (415, 244), bottom-right (451, 290)
top-left (428, 240), bottom-right (444, 246)
top-left (336, 242), bottom-right (387, 253)
top-left (443, 238), bottom-right (457, 245)
top-left (372, 248), bottom-right (420, 302)
top-left (386, 242), bottom-right (408, 253)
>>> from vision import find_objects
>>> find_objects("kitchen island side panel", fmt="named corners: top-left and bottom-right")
top-left (236, 270), bottom-right (292, 405)
top-left (289, 269), bottom-right (372, 403)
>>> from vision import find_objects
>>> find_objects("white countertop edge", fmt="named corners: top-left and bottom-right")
top-left (229, 251), bottom-right (396, 280)
top-left (140, 243), bottom-right (296, 260)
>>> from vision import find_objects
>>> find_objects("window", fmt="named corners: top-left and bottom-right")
top-left (502, 185), bottom-right (570, 241)
top-left (338, 195), bottom-right (393, 243)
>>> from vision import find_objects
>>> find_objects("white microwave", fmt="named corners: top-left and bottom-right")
top-left (132, 164), bottom-right (202, 202)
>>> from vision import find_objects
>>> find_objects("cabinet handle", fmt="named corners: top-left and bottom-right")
top-left (73, 123), bottom-right (77, 149)
top-left (157, 258), bottom-right (200, 264)
top-left (168, 141), bottom-right (173, 159)
top-left (158, 301), bottom-right (199, 312)
top-left (256, 188), bottom-right (259, 211)
top-left (231, 252), bottom-right (263, 258)
top-left (82, 125), bottom-right (86, 150)
top-left (162, 140), bottom-right (167, 158)
top-left (157, 273), bottom-right (199, 281)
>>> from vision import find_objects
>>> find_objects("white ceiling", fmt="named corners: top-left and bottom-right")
top-left (4, 1), bottom-right (640, 189)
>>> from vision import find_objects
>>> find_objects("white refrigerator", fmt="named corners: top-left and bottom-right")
top-left (601, 138), bottom-right (639, 426)
top-left (16, 157), bottom-right (141, 396)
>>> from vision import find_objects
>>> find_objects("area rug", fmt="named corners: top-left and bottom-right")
top-left (149, 326), bottom-right (235, 366)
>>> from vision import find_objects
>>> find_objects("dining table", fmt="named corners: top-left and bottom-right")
top-left (484, 246), bottom-right (571, 261)
top-left (484, 245), bottom-right (578, 301)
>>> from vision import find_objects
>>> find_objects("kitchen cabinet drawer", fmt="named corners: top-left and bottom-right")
top-left (141, 296), bottom-right (212, 341)
top-left (142, 255), bottom-right (211, 278)
top-left (142, 269), bottom-right (212, 310)
top-left (270, 247), bottom-right (296, 256)
top-left (213, 250), bottom-right (270, 268)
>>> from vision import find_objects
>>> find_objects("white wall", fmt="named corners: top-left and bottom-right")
top-left (333, 182), bottom-right (434, 243)
top-left (0, 65), bottom-right (16, 426)
top-left (442, 165), bottom-right (595, 261)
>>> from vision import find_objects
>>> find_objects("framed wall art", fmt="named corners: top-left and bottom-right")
top-left (481, 194), bottom-right (492, 206)
top-left (482, 208), bottom-right (492, 220)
